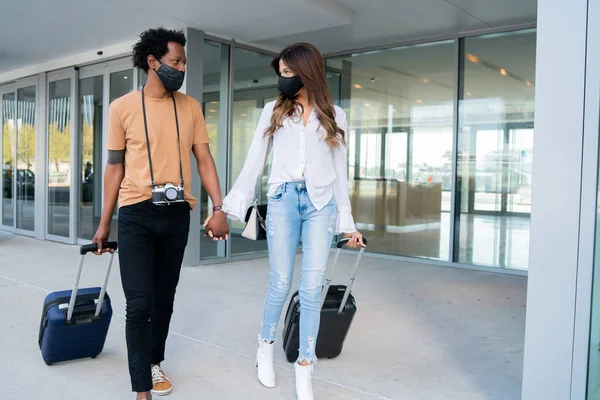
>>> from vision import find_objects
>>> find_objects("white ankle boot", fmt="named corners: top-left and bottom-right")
top-left (255, 341), bottom-right (276, 388)
top-left (295, 362), bottom-right (315, 400)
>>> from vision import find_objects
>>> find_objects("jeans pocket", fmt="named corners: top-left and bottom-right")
top-left (268, 186), bottom-right (285, 202)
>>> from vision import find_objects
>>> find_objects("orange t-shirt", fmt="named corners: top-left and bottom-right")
top-left (107, 90), bottom-right (209, 210)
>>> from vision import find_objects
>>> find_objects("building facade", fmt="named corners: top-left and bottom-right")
top-left (0, 27), bottom-right (537, 271)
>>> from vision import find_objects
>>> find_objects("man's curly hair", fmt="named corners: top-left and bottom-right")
top-left (132, 27), bottom-right (186, 72)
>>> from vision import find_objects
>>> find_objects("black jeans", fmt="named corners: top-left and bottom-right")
top-left (117, 200), bottom-right (190, 392)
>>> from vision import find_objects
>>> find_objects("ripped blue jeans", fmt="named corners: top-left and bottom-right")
top-left (260, 181), bottom-right (337, 363)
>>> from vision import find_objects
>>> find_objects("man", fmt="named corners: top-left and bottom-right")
top-left (92, 27), bottom-right (229, 400)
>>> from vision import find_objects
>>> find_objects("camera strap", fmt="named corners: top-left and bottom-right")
top-left (141, 86), bottom-right (184, 188)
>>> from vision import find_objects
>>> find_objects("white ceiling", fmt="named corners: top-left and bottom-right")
top-left (0, 0), bottom-right (536, 75)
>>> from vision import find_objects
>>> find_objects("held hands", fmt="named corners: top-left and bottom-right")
top-left (203, 212), bottom-right (229, 241)
top-left (344, 230), bottom-right (366, 249)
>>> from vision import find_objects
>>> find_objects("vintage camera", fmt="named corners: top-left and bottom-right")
top-left (152, 183), bottom-right (185, 205)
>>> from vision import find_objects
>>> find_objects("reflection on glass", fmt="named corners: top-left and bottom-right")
top-left (110, 70), bottom-right (134, 102)
top-left (47, 79), bottom-right (71, 238)
top-left (109, 70), bottom-right (133, 225)
top-left (230, 48), bottom-right (278, 256)
top-left (79, 75), bottom-right (104, 240)
top-left (2, 92), bottom-right (15, 226)
top-left (326, 40), bottom-right (455, 260)
top-left (138, 69), bottom-right (148, 89)
top-left (199, 40), bottom-right (229, 259)
top-left (587, 152), bottom-right (600, 398)
top-left (327, 70), bottom-right (342, 105)
top-left (587, 143), bottom-right (600, 400)
top-left (16, 86), bottom-right (36, 231)
top-left (456, 29), bottom-right (536, 269)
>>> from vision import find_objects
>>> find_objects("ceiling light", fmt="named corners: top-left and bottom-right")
top-left (499, 68), bottom-right (507, 76)
top-left (416, 100), bottom-right (423, 104)
top-left (370, 78), bottom-right (376, 83)
top-left (525, 80), bottom-right (532, 86)
top-left (123, 76), bottom-right (129, 80)
top-left (392, 109), bottom-right (397, 112)
top-left (363, 103), bottom-right (371, 108)
top-left (466, 53), bottom-right (479, 63)
top-left (353, 84), bottom-right (363, 89)
top-left (466, 92), bottom-right (472, 96)
top-left (422, 78), bottom-right (429, 83)
top-left (209, 109), bottom-right (216, 113)
top-left (210, 101), bottom-right (219, 104)
top-left (241, 113), bottom-right (248, 117)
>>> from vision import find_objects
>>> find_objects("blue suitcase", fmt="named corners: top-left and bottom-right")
top-left (38, 242), bottom-right (117, 365)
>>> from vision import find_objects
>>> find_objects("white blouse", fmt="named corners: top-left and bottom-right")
top-left (222, 100), bottom-right (356, 234)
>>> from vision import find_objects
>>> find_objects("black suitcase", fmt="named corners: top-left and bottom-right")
top-left (282, 237), bottom-right (367, 362)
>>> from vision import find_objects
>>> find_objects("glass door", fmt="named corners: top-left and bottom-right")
top-left (199, 40), bottom-right (230, 260)
top-left (229, 47), bottom-right (278, 256)
top-left (76, 60), bottom-right (135, 242)
top-left (15, 85), bottom-right (37, 233)
top-left (2, 79), bottom-right (39, 236)
top-left (467, 123), bottom-right (533, 216)
top-left (507, 125), bottom-right (534, 214)
top-left (47, 71), bottom-right (75, 241)
top-left (78, 65), bottom-right (105, 240)
top-left (1, 88), bottom-right (16, 228)
top-left (106, 64), bottom-right (135, 237)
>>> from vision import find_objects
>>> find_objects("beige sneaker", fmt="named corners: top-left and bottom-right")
top-left (151, 365), bottom-right (173, 396)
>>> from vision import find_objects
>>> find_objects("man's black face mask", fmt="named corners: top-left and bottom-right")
top-left (155, 61), bottom-right (185, 93)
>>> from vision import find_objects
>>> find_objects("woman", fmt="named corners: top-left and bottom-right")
top-left (215, 42), bottom-right (365, 399)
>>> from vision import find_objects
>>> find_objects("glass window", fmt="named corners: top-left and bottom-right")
top-left (587, 62), bottom-right (600, 394)
top-left (47, 79), bottom-right (71, 238)
top-left (326, 40), bottom-right (455, 260)
top-left (200, 40), bottom-right (230, 260)
top-left (110, 70), bottom-right (133, 102)
top-left (588, 130), bottom-right (600, 397)
top-left (109, 69), bottom-right (134, 225)
top-left (230, 47), bottom-right (278, 256)
top-left (327, 69), bottom-right (342, 106)
top-left (456, 29), bottom-right (536, 269)
top-left (16, 86), bottom-right (36, 231)
top-left (138, 69), bottom-right (148, 89)
top-left (2, 92), bottom-right (15, 227)
top-left (79, 75), bottom-right (104, 240)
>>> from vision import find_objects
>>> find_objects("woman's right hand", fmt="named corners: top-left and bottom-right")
top-left (203, 214), bottom-right (229, 241)
top-left (344, 231), bottom-right (366, 249)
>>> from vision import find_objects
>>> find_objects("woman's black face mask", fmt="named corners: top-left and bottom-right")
top-left (278, 74), bottom-right (304, 98)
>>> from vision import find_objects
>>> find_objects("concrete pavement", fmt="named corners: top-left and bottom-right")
top-left (0, 232), bottom-right (526, 399)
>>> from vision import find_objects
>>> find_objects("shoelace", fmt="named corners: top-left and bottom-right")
top-left (152, 366), bottom-right (168, 384)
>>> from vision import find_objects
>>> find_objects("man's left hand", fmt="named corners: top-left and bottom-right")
top-left (204, 212), bottom-right (229, 240)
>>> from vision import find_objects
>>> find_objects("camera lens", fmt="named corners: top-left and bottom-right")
top-left (164, 187), bottom-right (177, 201)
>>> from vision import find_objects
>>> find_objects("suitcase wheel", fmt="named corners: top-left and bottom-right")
top-left (91, 356), bottom-right (97, 359)
top-left (44, 361), bottom-right (52, 366)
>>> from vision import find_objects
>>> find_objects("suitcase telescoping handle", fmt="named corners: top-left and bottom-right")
top-left (320, 237), bottom-right (368, 314)
top-left (66, 241), bottom-right (118, 322)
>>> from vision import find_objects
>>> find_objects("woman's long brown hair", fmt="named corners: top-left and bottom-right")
top-left (265, 43), bottom-right (345, 149)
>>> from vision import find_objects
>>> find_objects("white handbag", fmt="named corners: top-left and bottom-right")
top-left (240, 135), bottom-right (273, 241)
top-left (241, 204), bottom-right (268, 240)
